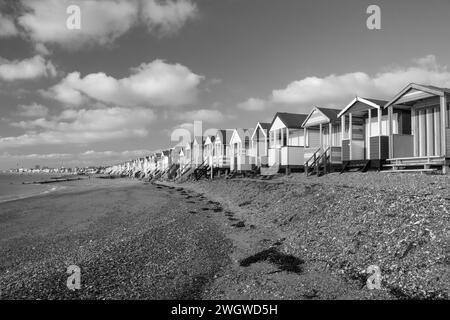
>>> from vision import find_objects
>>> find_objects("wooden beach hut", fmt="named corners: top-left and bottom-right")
top-left (203, 135), bottom-right (215, 167)
top-left (213, 129), bottom-right (234, 170)
top-left (192, 136), bottom-right (203, 166)
top-left (384, 83), bottom-right (450, 173)
top-left (230, 128), bottom-right (254, 172)
top-left (268, 112), bottom-right (308, 173)
top-left (302, 107), bottom-right (343, 172)
top-left (337, 97), bottom-right (394, 170)
top-left (181, 140), bottom-right (192, 167)
top-left (250, 122), bottom-right (270, 167)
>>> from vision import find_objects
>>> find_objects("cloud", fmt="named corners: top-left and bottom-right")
top-left (79, 149), bottom-right (152, 159)
top-left (17, 103), bottom-right (49, 117)
top-left (174, 109), bottom-right (225, 124)
top-left (0, 55), bottom-right (56, 81)
top-left (141, 0), bottom-right (198, 37)
top-left (18, 0), bottom-right (138, 50)
top-left (0, 149), bottom-right (153, 167)
top-left (270, 55), bottom-right (450, 107)
top-left (0, 152), bottom-right (72, 160)
top-left (237, 98), bottom-right (268, 111)
top-left (1, 107), bottom-right (155, 149)
top-left (0, 12), bottom-right (18, 37)
top-left (240, 55), bottom-right (450, 112)
top-left (43, 60), bottom-right (203, 107)
top-left (15, 0), bottom-right (198, 50)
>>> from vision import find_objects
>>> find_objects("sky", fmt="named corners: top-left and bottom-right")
top-left (1, 0), bottom-right (450, 170)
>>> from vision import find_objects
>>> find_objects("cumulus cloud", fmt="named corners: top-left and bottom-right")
top-left (1, 107), bottom-right (155, 149)
top-left (237, 98), bottom-right (268, 111)
top-left (0, 55), bottom-right (56, 81)
top-left (141, 0), bottom-right (198, 37)
top-left (43, 60), bottom-right (203, 107)
top-left (271, 55), bottom-right (450, 107)
top-left (0, 12), bottom-right (18, 37)
top-left (174, 109), bottom-right (225, 124)
top-left (17, 103), bottom-right (49, 117)
top-left (240, 55), bottom-right (450, 112)
top-left (15, 0), bottom-right (198, 50)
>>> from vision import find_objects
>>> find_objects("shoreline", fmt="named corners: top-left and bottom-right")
top-left (1, 173), bottom-right (448, 299)
top-left (0, 178), bottom-right (232, 299)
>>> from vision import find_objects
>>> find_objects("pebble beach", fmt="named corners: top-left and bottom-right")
top-left (0, 173), bottom-right (448, 300)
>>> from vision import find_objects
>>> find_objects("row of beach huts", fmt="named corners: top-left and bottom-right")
top-left (104, 83), bottom-right (450, 180)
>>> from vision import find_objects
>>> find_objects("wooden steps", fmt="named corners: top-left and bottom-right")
top-left (385, 156), bottom-right (446, 173)
top-left (225, 170), bottom-right (237, 180)
top-left (381, 169), bottom-right (437, 174)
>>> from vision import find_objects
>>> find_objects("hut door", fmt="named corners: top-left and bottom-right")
top-left (416, 107), bottom-right (440, 157)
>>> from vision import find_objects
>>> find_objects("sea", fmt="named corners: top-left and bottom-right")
top-left (0, 173), bottom-right (66, 203)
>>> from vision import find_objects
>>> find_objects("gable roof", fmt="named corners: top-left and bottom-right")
top-left (317, 107), bottom-right (341, 121)
top-left (338, 97), bottom-right (387, 118)
top-left (215, 129), bottom-right (234, 144)
top-left (231, 128), bottom-right (253, 144)
top-left (251, 122), bottom-right (270, 140)
top-left (301, 107), bottom-right (342, 127)
top-left (204, 135), bottom-right (215, 145)
top-left (385, 83), bottom-right (450, 108)
top-left (270, 112), bottom-right (308, 130)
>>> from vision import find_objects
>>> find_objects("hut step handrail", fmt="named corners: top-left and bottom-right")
top-left (305, 147), bottom-right (322, 166)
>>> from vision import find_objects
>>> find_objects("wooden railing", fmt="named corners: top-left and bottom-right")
top-left (305, 147), bottom-right (332, 176)
top-left (304, 147), bottom-right (322, 174)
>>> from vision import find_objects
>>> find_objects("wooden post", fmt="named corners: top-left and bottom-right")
top-left (434, 107), bottom-right (441, 156)
top-left (413, 109), bottom-right (419, 157)
top-left (388, 106), bottom-right (394, 159)
top-left (378, 107), bottom-right (382, 160)
top-left (304, 127), bottom-right (307, 147)
top-left (440, 95), bottom-right (447, 158)
top-left (328, 123), bottom-right (332, 148)
top-left (319, 123), bottom-right (323, 149)
top-left (349, 113), bottom-right (353, 160)
top-left (419, 109), bottom-right (426, 157)
top-left (426, 108), bottom-right (434, 157)
top-left (368, 109), bottom-right (372, 159)
top-left (341, 114), bottom-right (346, 141)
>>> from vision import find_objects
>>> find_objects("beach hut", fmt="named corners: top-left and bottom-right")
top-left (337, 97), bottom-right (393, 169)
top-left (250, 122), bottom-right (270, 167)
top-left (160, 150), bottom-right (172, 171)
top-left (213, 129), bottom-right (234, 170)
top-left (230, 128), bottom-right (254, 172)
top-left (203, 135), bottom-right (215, 167)
top-left (268, 112), bottom-right (308, 172)
top-left (384, 83), bottom-right (450, 173)
top-left (192, 136), bottom-right (203, 166)
top-left (180, 140), bottom-right (191, 167)
top-left (302, 107), bottom-right (343, 169)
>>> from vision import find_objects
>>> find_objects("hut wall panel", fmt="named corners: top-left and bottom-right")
top-left (446, 128), bottom-right (450, 156)
top-left (393, 134), bottom-right (414, 158)
top-left (369, 136), bottom-right (390, 160)
top-left (342, 139), bottom-right (350, 161)
top-left (330, 147), bottom-right (342, 163)
top-left (307, 129), bottom-right (320, 147)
